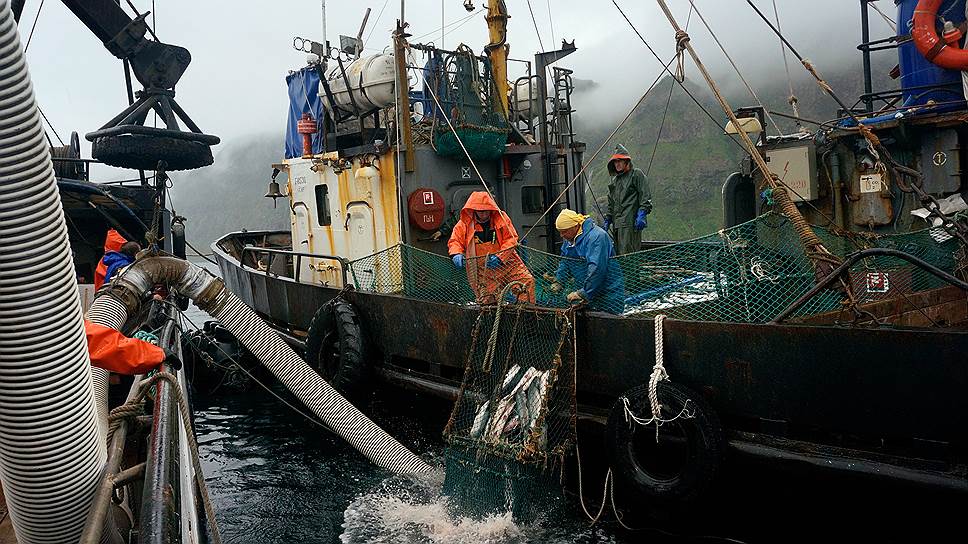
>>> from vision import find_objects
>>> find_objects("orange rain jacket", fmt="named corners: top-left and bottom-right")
top-left (447, 191), bottom-right (535, 304)
top-left (94, 229), bottom-right (127, 290)
top-left (85, 320), bottom-right (165, 375)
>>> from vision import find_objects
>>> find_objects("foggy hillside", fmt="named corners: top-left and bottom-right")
top-left (172, 55), bottom-right (896, 245)
top-left (169, 134), bottom-right (290, 247)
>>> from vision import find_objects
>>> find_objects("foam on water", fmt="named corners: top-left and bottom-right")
top-left (340, 469), bottom-right (618, 544)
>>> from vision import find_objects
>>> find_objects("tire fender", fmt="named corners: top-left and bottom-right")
top-left (605, 381), bottom-right (724, 506)
top-left (304, 299), bottom-right (368, 398)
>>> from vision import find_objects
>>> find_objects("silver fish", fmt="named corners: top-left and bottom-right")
top-left (469, 400), bottom-right (489, 438)
top-left (501, 364), bottom-right (521, 390)
top-left (514, 388), bottom-right (530, 437)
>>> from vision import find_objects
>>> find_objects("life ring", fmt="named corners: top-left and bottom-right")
top-left (304, 299), bottom-right (368, 398)
top-left (912, 0), bottom-right (968, 70)
top-left (605, 381), bottom-right (724, 506)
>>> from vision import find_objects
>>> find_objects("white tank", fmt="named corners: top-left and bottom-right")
top-left (512, 78), bottom-right (539, 120)
top-left (322, 54), bottom-right (397, 112)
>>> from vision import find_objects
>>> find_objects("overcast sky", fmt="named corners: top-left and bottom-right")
top-left (19, 0), bottom-right (893, 160)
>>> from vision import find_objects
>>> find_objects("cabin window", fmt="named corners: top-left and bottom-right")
top-left (315, 184), bottom-right (332, 226)
top-left (521, 186), bottom-right (545, 214)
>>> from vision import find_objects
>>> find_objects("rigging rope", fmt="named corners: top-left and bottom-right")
top-left (610, 0), bottom-right (746, 156)
top-left (108, 371), bottom-right (222, 544)
top-left (520, 53), bottom-right (679, 242)
top-left (646, 5), bottom-right (696, 177)
top-left (22, 0), bottom-right (41, 51)
top-left (686, 0), bottom-right (783, 136)
top-left (771, 0), bottom-right (803, 132)
top-left (650, 0), bottom-right (842, 282)
top-left (868, 0), bottom-right (897, 32)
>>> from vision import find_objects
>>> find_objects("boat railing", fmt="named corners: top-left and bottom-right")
top-left (241, 245), bottom-right (349, 286)
top-left (770, 248), bottom-right (968, 324)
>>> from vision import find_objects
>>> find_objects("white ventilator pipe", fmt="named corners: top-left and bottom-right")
top-left (97, 257), bottom-right (433, 475)
top-left (0, 1), bottom-right (108, 542)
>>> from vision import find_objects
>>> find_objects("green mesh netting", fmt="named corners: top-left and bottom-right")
top-left (347, 212), bottom-right (961, 324)
top-left (428, 46), bottom-right (509, 161)
top-left (440, 304), bottom-right (576, 519)
top-left (433, 125), bottom-right (509, 161)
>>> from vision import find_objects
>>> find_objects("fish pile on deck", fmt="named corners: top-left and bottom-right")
top-left (469, 365), bottom-right (550, 446)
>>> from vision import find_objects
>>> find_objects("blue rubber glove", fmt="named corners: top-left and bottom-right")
top-left (486, 254), bottom-right (502, 269)
top-left (603, 215), bottom-right (612, 232)
top-left (452, 254), bottom-right (465, 268)
top-left (634, 209), bottom-right (648, 231)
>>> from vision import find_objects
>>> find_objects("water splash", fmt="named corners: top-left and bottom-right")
top-left (340, 468), bottom-right (617, 544)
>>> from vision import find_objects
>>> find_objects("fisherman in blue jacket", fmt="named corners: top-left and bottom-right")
top-left (543, 209), bottom-right (625, 314)
top-left (100, 241), bottom-right (141, 286)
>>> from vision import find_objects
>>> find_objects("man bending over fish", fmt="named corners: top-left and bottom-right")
top-left (544, 209), bottom-right (625, 313)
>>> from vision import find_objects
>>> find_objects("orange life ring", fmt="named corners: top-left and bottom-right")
top-left (912, 0), bottom-right (968, 70)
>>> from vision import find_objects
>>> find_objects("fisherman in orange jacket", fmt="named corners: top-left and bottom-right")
top-left (85, 321), bottom-right (180, 375)
top-left (447, 191), bottom-right (535, 304)
top-left (94, 229), bottom-right (128, 290)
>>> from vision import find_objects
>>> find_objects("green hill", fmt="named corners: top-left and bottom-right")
top-left (578, 57), bottom-right (893, 241)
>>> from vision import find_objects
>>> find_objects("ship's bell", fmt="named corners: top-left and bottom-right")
top-left (264, 168), bottom-right (286, 208)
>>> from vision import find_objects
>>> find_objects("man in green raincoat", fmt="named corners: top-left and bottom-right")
top-left (604, 144), bottom-right (653, 255)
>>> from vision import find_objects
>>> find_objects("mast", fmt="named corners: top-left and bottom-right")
top-left (485, 0), bottom-right (510, 116)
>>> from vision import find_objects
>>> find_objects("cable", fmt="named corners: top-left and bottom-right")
top-left (546, 0), bottom-right (556, 49)
top-left (38, 105), bottom-right (64, 145)
top-left (22, 0), bottom-right (42, 52)
top-left (525, 0), bottom-right (545, 52)
top-left (771, 0), bottom-right (802, 132)
top-left (174, 303), bottom-right (335, 433)
top-left (410, 8), bottom-right (481, 43)
top-left (646, 5), bottom-right (696, 178)
top-left (610, 0), bottom-right (746, 155)
top-left (124, 0), bottom-right (158, 41)
top-left (686, 0), bottom-right (782, 136)
top-left (521, 54), bottom-right (678, 242)
top-left (364, 0), bottom-right (391, 45)
top-left (868, 0), bottom-right (896, 31)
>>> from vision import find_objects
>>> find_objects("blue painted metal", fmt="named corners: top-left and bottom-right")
top-left (896, 0), bottom-right (966, 108)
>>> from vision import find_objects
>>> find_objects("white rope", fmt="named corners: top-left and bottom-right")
top-left (620, 314), bottom-right (695, 441)
top-left (750, 256), bottom-right (779, 283)
top-left (575, 445), bottom-right (611, 524)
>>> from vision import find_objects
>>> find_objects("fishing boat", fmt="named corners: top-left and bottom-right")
top-left (211, 0), bottom-right (968, 520)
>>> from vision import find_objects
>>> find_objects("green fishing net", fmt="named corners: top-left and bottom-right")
top-left (347, 212), bottom-right (960, 325)
top-left (440, 304), bottom-right (576, 519)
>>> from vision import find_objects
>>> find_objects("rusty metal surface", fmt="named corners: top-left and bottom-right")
top-left (214, 237), bottom-right (968, 454)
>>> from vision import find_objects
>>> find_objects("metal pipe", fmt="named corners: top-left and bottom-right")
top-left (770, 248), bottom-right (968, 323)
top-left (0, 2), bottom-right (106, 541)
top-left (860, 0), bottom-right (874, 113)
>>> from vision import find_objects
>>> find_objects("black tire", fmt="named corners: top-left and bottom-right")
top-left (606, 381), bottom-right (724, 507)
top-left (304, 300), bottom-right (367, 398)
top-left (92, 134), bottom-right (214, 171)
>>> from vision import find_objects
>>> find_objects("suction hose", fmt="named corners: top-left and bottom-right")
top-left (98, 256), bottom-right (433, 475)
top-left (0, 1), bottom-right (108, 541)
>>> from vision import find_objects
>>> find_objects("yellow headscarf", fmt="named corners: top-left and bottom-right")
top-left (555, 209), bottom-right (588, 230)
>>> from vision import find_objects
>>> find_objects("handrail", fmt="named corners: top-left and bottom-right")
top-left (241, 245), bottom-right (349, 286)
top-left (770, 248), bottom-right (968, 324)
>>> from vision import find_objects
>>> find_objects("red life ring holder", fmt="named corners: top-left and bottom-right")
top-left (912, 0), bottom-right (968, 70)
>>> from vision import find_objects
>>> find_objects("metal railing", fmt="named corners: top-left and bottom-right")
top-left (241, 245), bottom-right (349, 286)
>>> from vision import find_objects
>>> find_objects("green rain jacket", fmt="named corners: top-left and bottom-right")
top-left (607, 165), bottom-right (653, 228)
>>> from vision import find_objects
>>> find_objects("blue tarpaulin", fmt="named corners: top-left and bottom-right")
top-left (285, 67), bottom-right (325, 158)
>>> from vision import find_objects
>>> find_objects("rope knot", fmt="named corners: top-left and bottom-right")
top-left (674, 30), bottom-right (690, 82)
